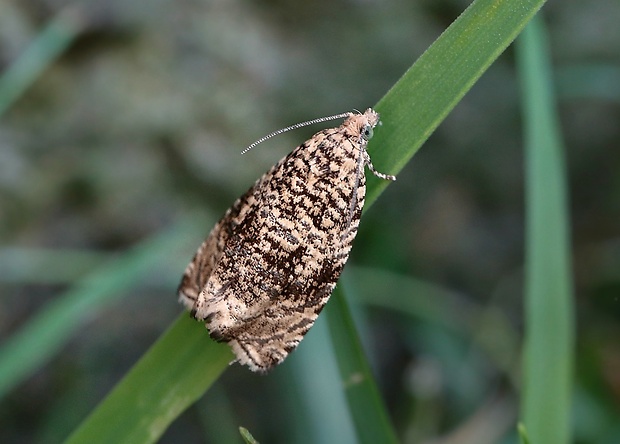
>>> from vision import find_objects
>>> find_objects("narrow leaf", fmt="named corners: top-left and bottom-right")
top-left (517, 15), bottom-right (574, 444)
top-left (239, 426), bottom-right (260, 444)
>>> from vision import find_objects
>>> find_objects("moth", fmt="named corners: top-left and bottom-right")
top-left (177, 108), bottom-right (395, 372)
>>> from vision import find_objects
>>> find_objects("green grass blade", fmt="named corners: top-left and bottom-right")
top-left (518, 423), bottom-right (532, 444)
top-left (325, 286), bottom-right (399, 444)
top-left (239, 426), bottom-right (260, 444)
top-left (66, 315), bottom-right (233, 444)
top-left (368, 0), bottom-right (547, 206)
top-left (517, 15), bottom-right (574, 444)
top-left (0, 223), bottom-right (197, 400)
top-left (0, 6), bottom-right (84, 117)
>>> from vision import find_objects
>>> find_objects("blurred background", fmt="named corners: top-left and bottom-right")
top-left (1, 0), bottom-right (619, 443)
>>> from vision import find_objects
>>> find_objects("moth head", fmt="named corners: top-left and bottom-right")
top-left (342, 108), bottom-right (380, 143)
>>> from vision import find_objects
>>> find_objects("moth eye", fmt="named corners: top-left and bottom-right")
top-left (361, 125), bottom-right (374, 140)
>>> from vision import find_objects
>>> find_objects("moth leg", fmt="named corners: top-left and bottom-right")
top-left (362, 149), bottom-right (396, 181)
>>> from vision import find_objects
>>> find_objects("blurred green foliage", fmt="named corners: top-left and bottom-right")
top-left (1, 0), bottom-right (619, 443)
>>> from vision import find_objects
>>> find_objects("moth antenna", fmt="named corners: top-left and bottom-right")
top-left (241, 112), bottom-right (351, 154)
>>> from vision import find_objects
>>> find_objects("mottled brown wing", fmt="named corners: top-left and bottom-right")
top-left (177, 109), bottom-right (390, 372)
